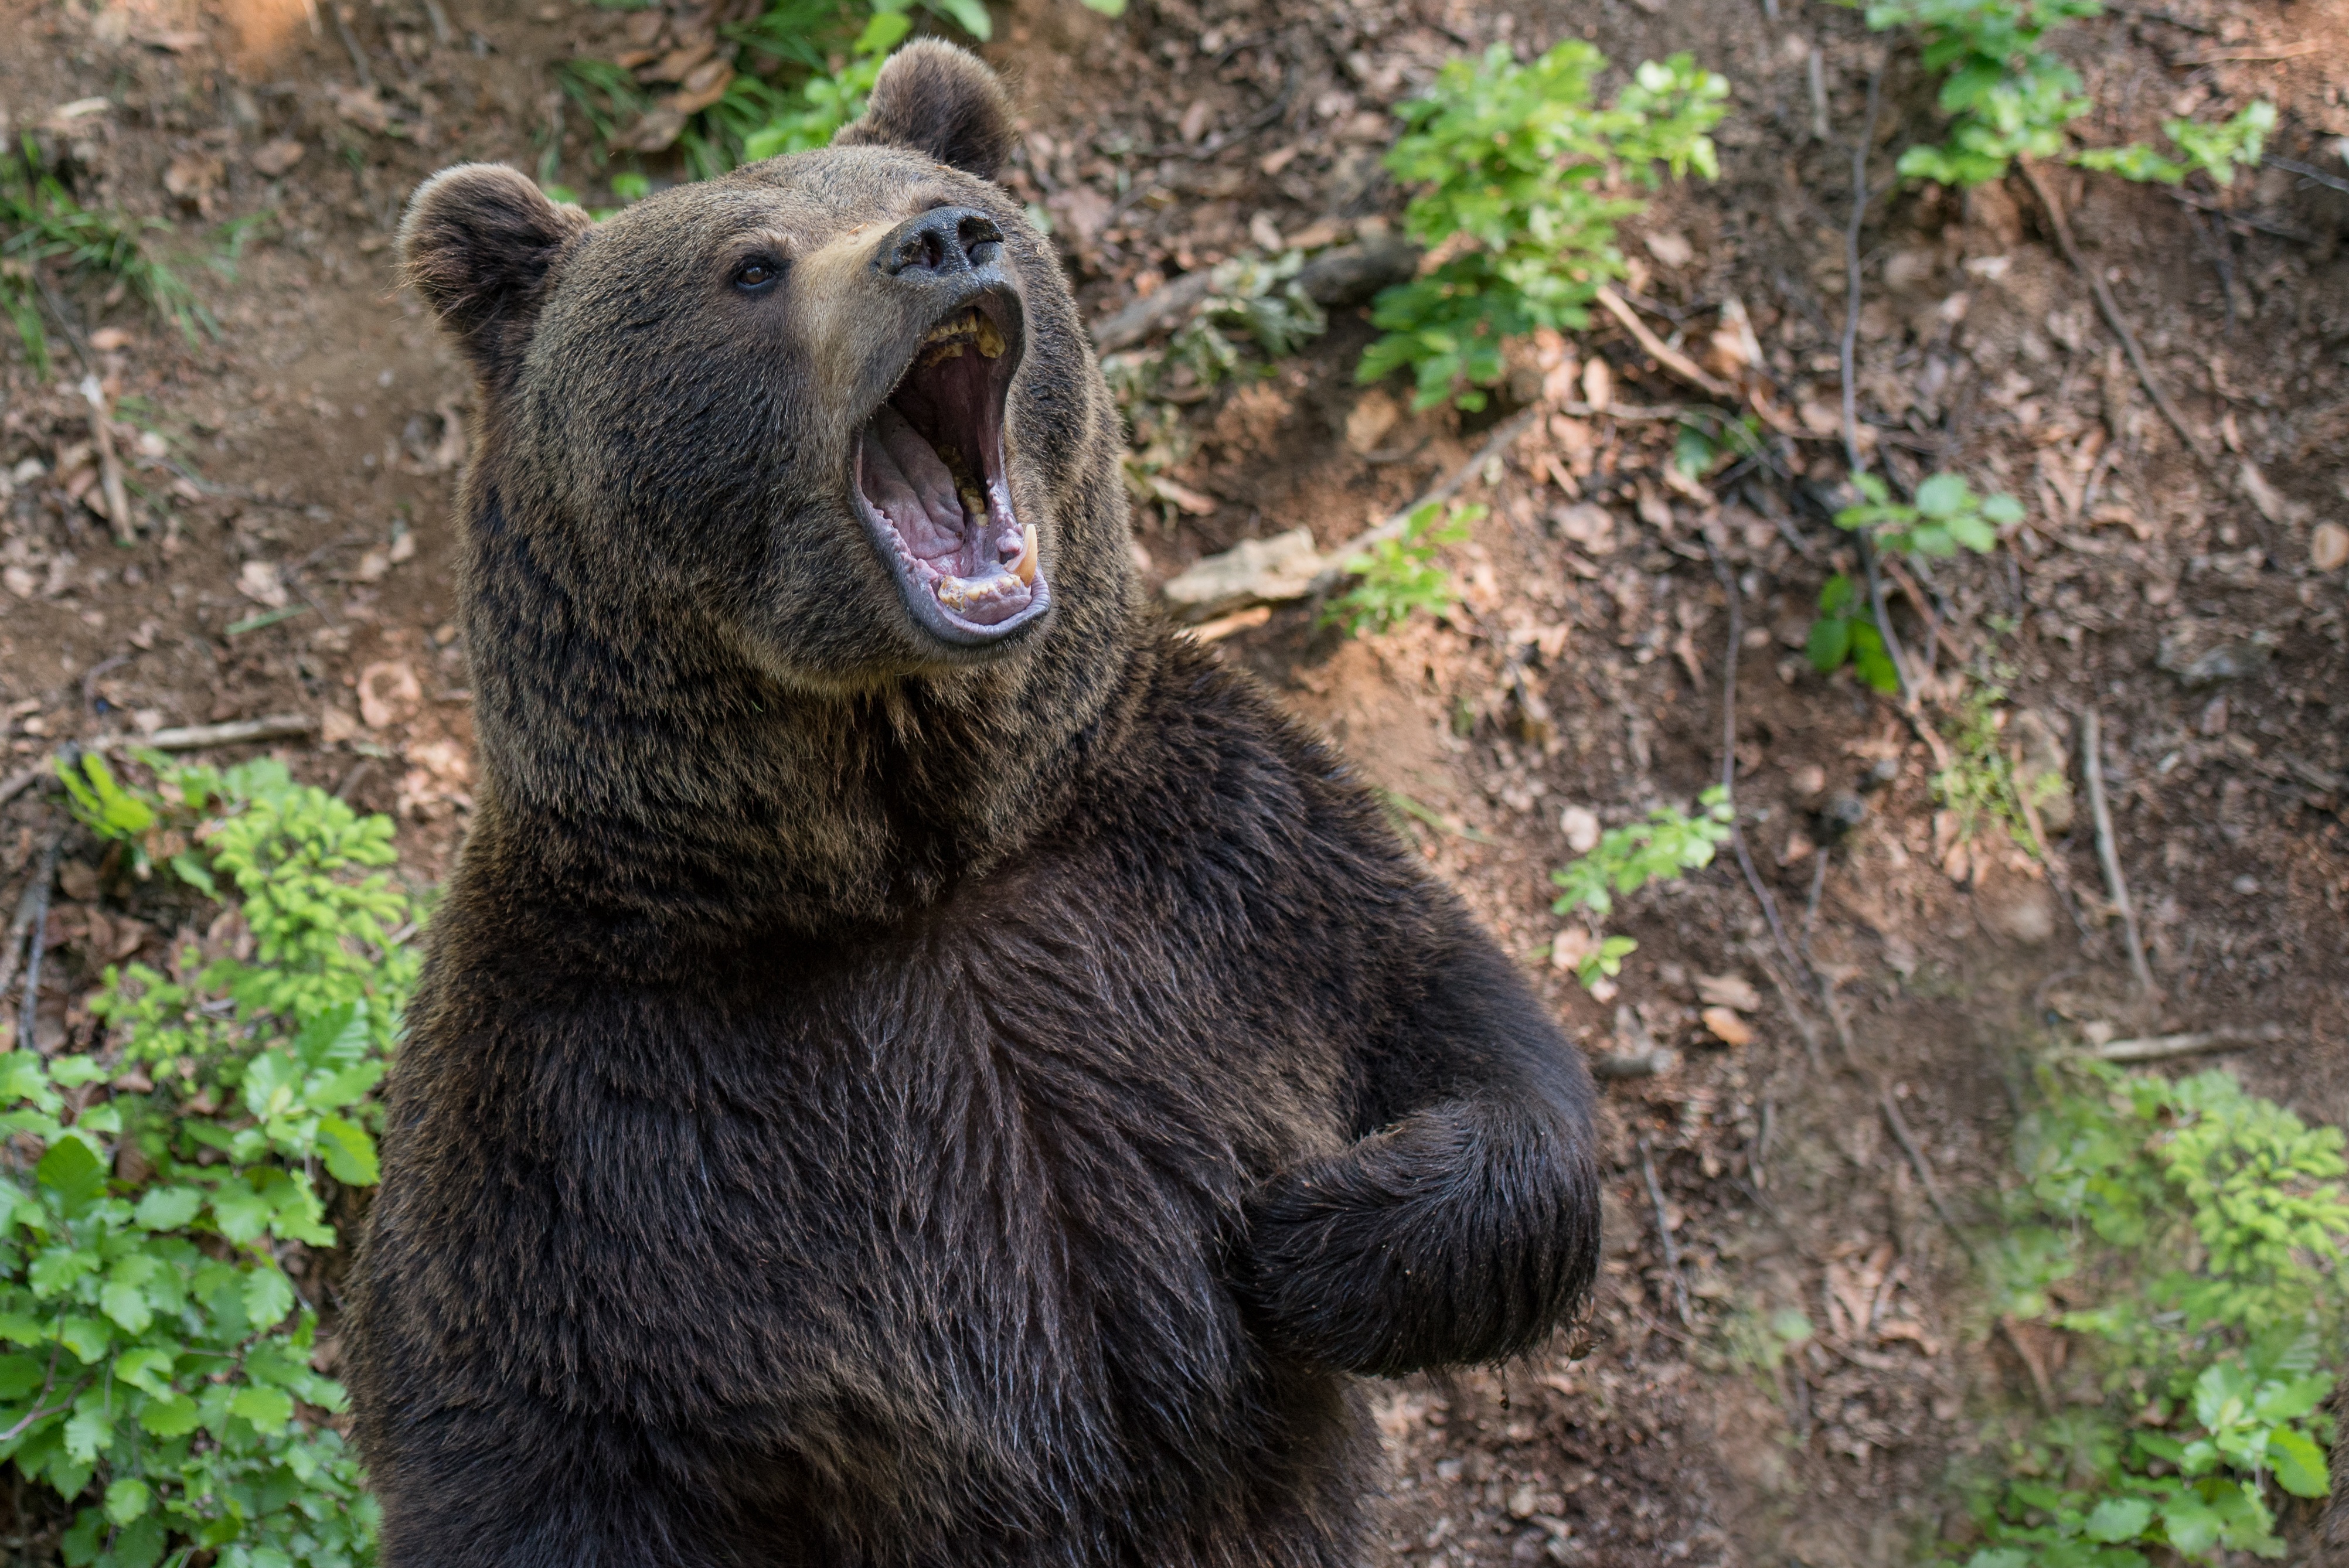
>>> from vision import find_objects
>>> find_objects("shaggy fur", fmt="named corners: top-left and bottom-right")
top-left (348, 45), bottom-right (1601, 1567)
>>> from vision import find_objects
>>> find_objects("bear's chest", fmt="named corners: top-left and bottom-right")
top-left (466, 908), bottom-right (1342, 1471)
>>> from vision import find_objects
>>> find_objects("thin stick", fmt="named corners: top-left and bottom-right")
top-left (14, 836), bottom-right (60, 1054)
top-left (1592, 285), bottom-right (1737, 401)
top-left (1306, 408), bottom-right (1541, 595)
top-left (1876, 1086), bottom-right (1975, 1260)
top-left (2091, 1022), bottom-right (2286, 1063)
top-left (79, 376), bottom-right (134, 547)
top-left (2018, 159), bottom-right (2211, 466)
top-left (332, 2), bottom-right (376, 90)
top-left (2080, 709), bottom-right (2157, 1004)
top-left (1636, 1136), bottom-right (1691, 1327)
top-left (0, 831), bottom-right (63, 1002)
top-left (1839, 61), bottom-right (1885, 479)
top-left (141, 714), bottom-right (318, 752)
top-left (0, 764), bottom-right (48, 808)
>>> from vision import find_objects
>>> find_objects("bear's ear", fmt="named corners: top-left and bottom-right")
top-left (398, 163), bottom-right (590, 386)
top-left (833, 40), bottom-right (1015, 180)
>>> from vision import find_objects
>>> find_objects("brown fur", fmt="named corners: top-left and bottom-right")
top-left (348, 46), bottom-right (1601, 1567)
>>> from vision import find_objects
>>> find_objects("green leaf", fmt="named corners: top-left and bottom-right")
top-left (1980, 492), bottom-right (2024, 525)
top-left (244, 1263), bottom-right (296, 1329)
top-left (97, 1278), bottom-right (152, 1334)
top-left (211, 1178), bottom-right (274, 1245)
top-left (62, 1407), bottom-right (111, 1463)
top-left (35, 1137), bottom-right (106, 1216)
top-left (132, 1185), bottom-right (203, 1232)
top-left (924, 0), bottom-right (990, 39)
top-left (1914, 472), bottom-right (1969, 518)
top-left (111, 1347), bottom-right (175, 1396)
top-left (229, 1383), bottom-right (294, 1433)
top-left (53, 1317), bottom-right (111, 1364)
top-left (2084, 1496), bottom-right (2153, 1543)
top-left (136, 1392), bottom-right (199, 1437)
top-left (315, 1114), bottom-right (380, 1185)
top-left (104, 1476), bottom-right (152, 1526)
top-left (2266, 1427), bottom-right (2330, 1498)
top-left (1078, 0), bottom-right (1125, 13)
top-left (1807, 615), bottom-right (1851, 675)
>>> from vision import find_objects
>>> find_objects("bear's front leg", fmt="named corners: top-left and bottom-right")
top-left (1237, 925), bottom-right (1601, 1378)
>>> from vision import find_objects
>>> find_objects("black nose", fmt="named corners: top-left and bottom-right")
top-left (880, 206), bottom-right (1003, 278)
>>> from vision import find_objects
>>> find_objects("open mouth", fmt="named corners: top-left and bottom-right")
top-left (852, 291), bottom-right (1047, 645)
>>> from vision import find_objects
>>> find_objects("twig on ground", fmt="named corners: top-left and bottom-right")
top-left (13, 834), bottom-right (61, 1052)
top-left (2170, 189), bottom-right (2314, 245)
top-left (139, 714), bottom-right (318, 752)
top-left (1090, 232), bottom-right (1417, 354)
top-left (2018, 159), bottom-right (2212, 466)
top-left (2090, 1022), bottom-right (2287, 1062)
top-left (1757, 949), bottom-right (1826, 1070)
top-left (1838, 60), bottom-right (1885, 480)
top-left (332, 3), bottom-right (376, 89)
top-left (79, 376), bottom-right (135, 547)
top-left (1636, 1136), bottom-right (1692, 1327)
top-left (0, 764), bottom-right (50, 808)
top-left (1306, 408), bottom-right (1542, 595)
top-left (2263, 154), bottom-right (2349, 196)
top-left (1876, 1084), bottom-right (1976, 1261)
top-left (1857, 533), bottom-right (1916, 705)
top-left (0, 831), bottom-right (64, 1003)
top-left (1592, 285), bottom-right (1736, 401)
top-left (2080, 708), bottom-right (2157, 1005)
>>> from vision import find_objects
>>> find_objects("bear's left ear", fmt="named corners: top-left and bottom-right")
top-left (399, 163), bottom-right (591, 389)
top-left (833, 40), bottom-right (1015, 180)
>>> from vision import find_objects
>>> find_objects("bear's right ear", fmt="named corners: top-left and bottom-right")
top-left (832, 40), bottom-right (1016, 180)
top-left (398, 163), bottom-right (590, 387)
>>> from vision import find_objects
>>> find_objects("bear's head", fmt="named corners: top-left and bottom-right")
top-left (399, 41), bottom-right (1131, 691)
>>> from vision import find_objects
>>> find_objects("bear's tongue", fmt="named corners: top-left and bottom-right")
top-left (858, 408), bottom-right (1031, 628)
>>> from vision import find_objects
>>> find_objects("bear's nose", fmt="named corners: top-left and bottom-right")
top-left (880, 206), bottom-right (1003, 278)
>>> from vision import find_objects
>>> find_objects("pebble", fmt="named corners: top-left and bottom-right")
top-left (2314, 522), bottom-right (2349, 574)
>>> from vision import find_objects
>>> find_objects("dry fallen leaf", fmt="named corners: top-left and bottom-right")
top-left (1696, 973), bottom-right (1762, 1013)
top-left (1558, 805), bottom-right (1600, 853)
top-left (250, 138), bottom-right (306, 177)
top-left (357, 660), bottom-right (423, 730)
top-left (237, 559), bottom-right (288, 609)
top-left (1700, 1007), bottom-right (1752, 1047)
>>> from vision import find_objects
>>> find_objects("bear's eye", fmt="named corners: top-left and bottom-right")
top-left (733, 258), bottom-right (782, 293)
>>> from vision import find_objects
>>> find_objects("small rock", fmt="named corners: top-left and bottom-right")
top-left (2157, 628), bottom-right (2276, 689)
top-left (1343, 391), bottom-right (1400, 455)
top-left (2231, 875), bottom-right (2259, 895)
top-left (2197, 695), bottom-right (2228, 737)
top-left (2313, 522), bottom-right (2349, 573)
top-left (1642, 230), bottom-right (1694, 270)
top-left (1818, 792), bottom-right (1868, 839)
top-left (1789, 762), bottom-right (1827, 799)
top-left (1975, 861), bottom-right (2055, 945)
top-left (250, 138), bottom-right (306, 177)
top-left (236, 558), bottom-right (288, 609)
top-left (1559, 805), bottom-right (1600, 853)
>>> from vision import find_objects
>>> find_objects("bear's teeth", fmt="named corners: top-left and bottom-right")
top-left (1012, 524), bottom-right (1037, 585)
top-left (975, 317), bottom-right (1006, 359)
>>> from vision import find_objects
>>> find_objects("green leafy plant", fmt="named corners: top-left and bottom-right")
top-left (1958, 1061), bottom-right (2347, 1566)
top-left (1547, 788), bottom-right (1733, 989)
top-left (1166, 250), bottom-right (1329, 388)
top-left (1361, 43), bottom-right (1728, 411)
top-left (2075, 101), bottom-right (2276, 186)
top-left (1852, 0), bottom-right (2272, 189)
top-left (1932, 685), bottom-right (2062, 850)
top-left (2, 137), bottom-right (211, 379)
top-left (0, 753), bottom-right (420, 1566)
top-left (1837, 471), bottom-right (2021, 559)
top-left (1806, 573), bottom-right (1901, 693)
top-left (1319, 499), bottom-right (1480, 638)
top-left (1809, 473), bottom-right (2016, 692)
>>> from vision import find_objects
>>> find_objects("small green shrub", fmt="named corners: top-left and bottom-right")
top-left (1809, 473), bottom-right (2016, 693)
top-left (1319, 499), bottom-right (1480, 638)
top-left (2, 136), bottom-right (210, 379)
top-left (1806, 573), bottom-right (1901, 693)
top-left (1547, 788), bottom-right (1732, 990)
top-left (1932, 685), bottom-right (2061, 850)
top-left (1360, 43), bottom-right (1728, 411)
top-left (1, 752), bottom-right (418, 1567)
top-left (1851, 0), bottom-right (2272, 189)
top-left (1959, 1061), bottom-right (2346, 1566)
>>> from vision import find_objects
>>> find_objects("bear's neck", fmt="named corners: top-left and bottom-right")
top-left (450, 489), bottom-right (1145, 957)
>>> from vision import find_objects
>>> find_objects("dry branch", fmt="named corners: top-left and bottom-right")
top-left (2080, 708), bottom-right (2158, 1003)
top-left (144, 715), bottom-right (319, 752)
top-left (1591, 285), bottom-right (1735, 401)
top-left (2018, 159), bottom-right (2212, 465)
top-left (2091, 1022), bottom-right (2287, 1062)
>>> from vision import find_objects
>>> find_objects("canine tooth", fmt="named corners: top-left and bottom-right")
top-left (1013, 523), bottom-right (1037, 585)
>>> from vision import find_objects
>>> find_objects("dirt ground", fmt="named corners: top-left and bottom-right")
top-left (1, 0), bottom-right (2345, 1560)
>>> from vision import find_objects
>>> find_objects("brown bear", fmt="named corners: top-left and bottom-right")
top-left (347, 40), bottom-right (1601, 1567)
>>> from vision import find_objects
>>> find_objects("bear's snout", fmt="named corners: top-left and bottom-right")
top-left (879, 206), bottom-right (1005, 281)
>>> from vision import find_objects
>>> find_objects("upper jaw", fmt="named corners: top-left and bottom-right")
top-left (849, 284), bottom-right (1050, 650)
